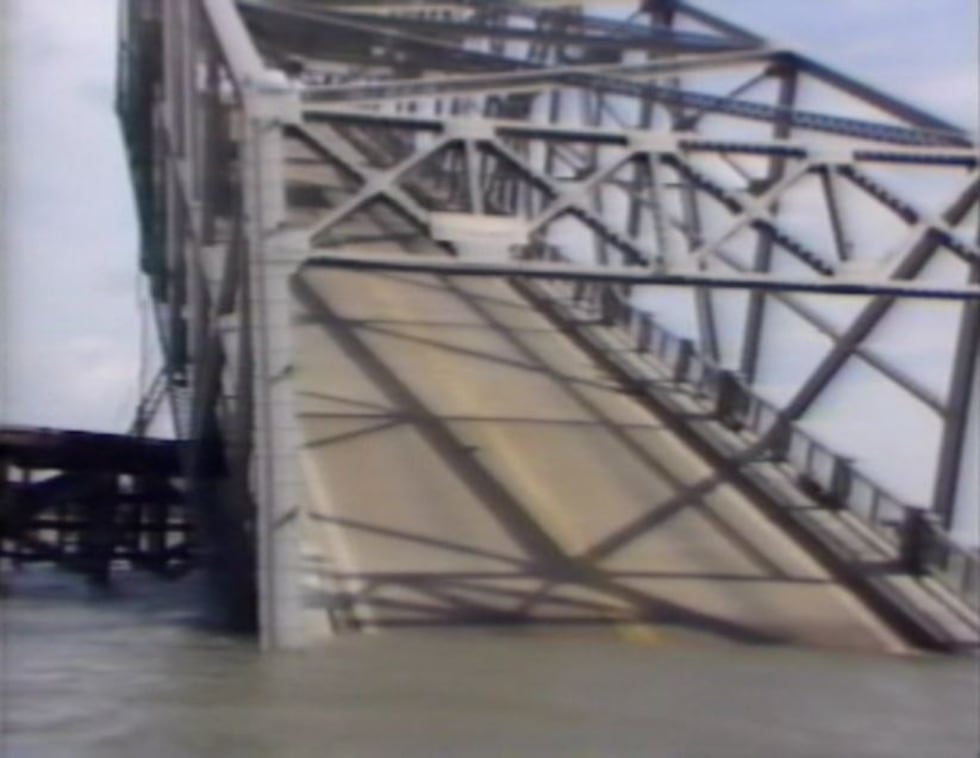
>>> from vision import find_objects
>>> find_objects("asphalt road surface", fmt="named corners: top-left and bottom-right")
top-left (291, 267), bottom-right (900, 652)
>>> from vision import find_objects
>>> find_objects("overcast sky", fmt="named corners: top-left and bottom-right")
top-left (698, 0), bottom-right (979, 133)
top-left (1, 1), bottom-right (977, 530)
top-left (4, 0), bottom-right (142, 431)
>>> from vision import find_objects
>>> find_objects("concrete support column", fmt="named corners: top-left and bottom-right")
top-left (243, 99), bottom-right (305, 648)
top-left (248, 256), bottom-right (304, 648)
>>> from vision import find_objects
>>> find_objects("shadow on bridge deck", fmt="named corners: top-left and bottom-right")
top-left (286, 268), bottom-right (905, 652)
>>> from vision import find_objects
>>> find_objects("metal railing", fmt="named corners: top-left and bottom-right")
top-left (925, 525), bottom-right (980, 612)
top-left (537, 271), bottom-right (979, 611)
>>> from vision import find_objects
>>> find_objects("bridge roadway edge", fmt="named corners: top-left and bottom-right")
top-left (513, 277), bottom-right (978, 653)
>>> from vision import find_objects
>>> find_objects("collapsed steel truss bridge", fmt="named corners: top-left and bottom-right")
top-left (107, 0), bottom-right (979, 644)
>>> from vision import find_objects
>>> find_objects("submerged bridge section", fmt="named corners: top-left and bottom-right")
top-left (0, 427), bottom-right (190, 584)
top-left (116, 0), bottom-right (979, 650)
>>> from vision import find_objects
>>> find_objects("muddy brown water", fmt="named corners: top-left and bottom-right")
top-left (1, 569), bottom-right (977, 757)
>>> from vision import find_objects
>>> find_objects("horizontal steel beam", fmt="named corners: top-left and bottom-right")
top-left (300, 253), bottom-right (980, 300)
top-left (300, 107), bottom-right (979, 165)
top-left (301, 50), bottom-right (774, 103)
top-left (244, 1), bottom-right (972, 146)
top-left (327, 9), bottom-right (749, 53)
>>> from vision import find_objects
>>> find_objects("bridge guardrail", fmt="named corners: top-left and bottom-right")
top-left (923, 523), bottom-right (980, 612)
top-left (540, 270), bottom-right (978, 612)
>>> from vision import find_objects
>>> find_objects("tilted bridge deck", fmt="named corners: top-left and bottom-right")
top-left (286, 265), bottom-right (976, 652)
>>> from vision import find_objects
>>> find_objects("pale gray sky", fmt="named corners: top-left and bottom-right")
top-left (4, 0), bottom-right (141, 431)
top-left (699, 0), bottom-right (979, 133)
top-left (1, 0), bottom-right (977, 535)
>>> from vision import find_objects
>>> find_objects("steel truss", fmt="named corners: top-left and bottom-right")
top-left (117, 0), bottom-right (979, 641)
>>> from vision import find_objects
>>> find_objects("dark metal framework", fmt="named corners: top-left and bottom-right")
top-left (116, 0), bottom-right (979, 643)
top-left (0, 427), bottom-right (191, 583)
